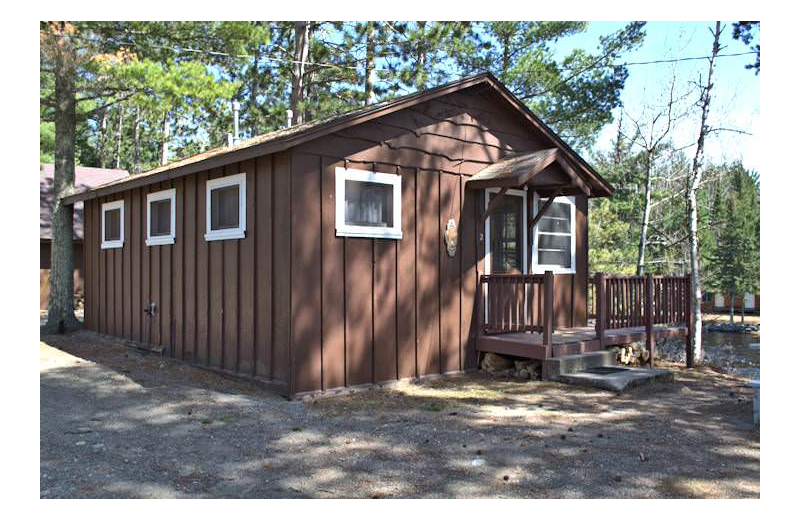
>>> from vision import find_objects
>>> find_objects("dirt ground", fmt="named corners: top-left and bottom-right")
top-left (40, 331), bottom-right (760, 498)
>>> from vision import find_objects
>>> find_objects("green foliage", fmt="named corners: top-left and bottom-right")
top-left (453, 21), bottom-right (646, 150)
top-left (732, 21), bottom-right (760, 75)
top-left (41, 21), bottom-right (651, 172)
top-left (707, 164), bottom-right (760, 297)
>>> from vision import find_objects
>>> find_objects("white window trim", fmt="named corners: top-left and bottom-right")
top-left (335, 166), bottom-right (402, 239)
top-left (483, 187), bottom-right (528, 324)
top-left (205, 173), bottom-right (246, 241)
top-left (146, 188), bottom-right (176, 246)
top-left (531, 193), bottom-right (576, 275)
top-left (101, 199), bottom-right (125, 249)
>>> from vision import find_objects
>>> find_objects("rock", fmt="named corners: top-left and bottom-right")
top-left (514, 360), bottom-right (528, 371)
top-left (471, 458), bottom-right (486, 467)
top-left (518, 369), bottom-right (530, 379)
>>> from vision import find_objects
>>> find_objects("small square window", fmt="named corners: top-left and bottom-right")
top-left (335, 167), bottom-right (402, 239)
top-left (146, 188), bottom-right (176, 246)
top-left (101, 200), bottom-right (124, 249)
top-left (205, 173), bottom-right (246, 241)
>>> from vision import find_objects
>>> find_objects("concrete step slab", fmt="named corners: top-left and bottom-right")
top-left (556, 366), bottom-right (673, 393)
top-left (543, 349), bottom-right (617, 380)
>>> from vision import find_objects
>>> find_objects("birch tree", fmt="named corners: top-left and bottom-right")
top-left (622, 74), bottom-right (690, 275)
top-left (686, 21), bottom-right (723, 365)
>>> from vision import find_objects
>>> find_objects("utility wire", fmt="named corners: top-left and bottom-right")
top-left (75, 32), bottom-right (758, 76)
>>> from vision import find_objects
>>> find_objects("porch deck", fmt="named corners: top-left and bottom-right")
top-left (477, 324), bottom-right (688, 360)
top-left (477, 272), bottom-right (694, 365)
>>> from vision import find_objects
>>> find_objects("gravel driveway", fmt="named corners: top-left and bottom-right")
top-left (40, 331), bottom-right (759, 498)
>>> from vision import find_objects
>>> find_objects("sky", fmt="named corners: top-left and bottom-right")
top-left (559, 21), bottom-right (760, 171)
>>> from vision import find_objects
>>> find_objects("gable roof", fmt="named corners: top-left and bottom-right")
top-left (41, 163), bottom-right (129, 240)
top-left (62, 73), bottom-right (612, 204)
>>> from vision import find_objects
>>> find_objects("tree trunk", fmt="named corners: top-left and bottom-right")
top-left (729, 296), bottom-right (734, 325)
top-left (686, 21), bottom-right (722, 366)
top-left (415, 21), bottom-right (427, 89)
top-left (303, 24), bottom-right (315, 124)
top-left (98, 108), bottom-right (107, 168)
top-left (290, 21), bottom-right (309, 126)
top-left (160, 113), bottom-right (170, 166)
top-left (613, 115), bottom-right (624, 166)
top-left (636, 156), bottom-right (653, 276)
top-left (133, 105), bottom-right (141, 174)
top-left (741, 294), bottom-right (745, 324)
top-left (45, 25), bottom-right (81, 333)
top-left (114, 103), bottom-right (123, 169)
top-left (364, 21), bottom-right (377, 106)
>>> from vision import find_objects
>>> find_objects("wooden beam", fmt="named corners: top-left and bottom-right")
top-left (479, 187), bottom-right (509, 223)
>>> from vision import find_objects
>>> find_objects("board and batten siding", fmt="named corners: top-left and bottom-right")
top-left (83, 85), bottom-right (589, 397)
top-left (285, 88), bottom-right (588, 394)
top-left (84, 152), bottom-right (292, 391)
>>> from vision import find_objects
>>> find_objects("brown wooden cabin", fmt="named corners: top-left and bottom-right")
top-left (702, 292), bottom-right (760, 314)
top-left (63, 73), bottom-right (693, 398)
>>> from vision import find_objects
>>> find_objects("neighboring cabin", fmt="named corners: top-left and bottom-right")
top-left (40, 163), bottom-right (129, 309)
top-left (64, 73), bottom-right (617, 398)
top-left (702, 292), bottom-right (760, 314)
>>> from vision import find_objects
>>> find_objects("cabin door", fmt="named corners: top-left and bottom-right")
top-left (744, 293), bottom-right (755, 309)
top-left (714, 293), bottom-right (725, 308)
top-left (485, 188), bottom-right (528, 274)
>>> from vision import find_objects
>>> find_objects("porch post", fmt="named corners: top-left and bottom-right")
top-left (595, 272), bottom-right (606, 348)
top-left (543, 270), bottom-right (554, 356)
top-left (645, 273), bottom-right (654, 368)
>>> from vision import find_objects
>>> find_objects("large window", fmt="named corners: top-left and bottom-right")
top-left (146, 188), bottom-right (176, 246)
top-left (205, 173), bottom-right (246, 241)
top-left (532, 194), bottom-right (575, 274)
top-left (335, 167), bottom-right (402, 239)
top-left (101, 200), bottom-right (124, 249)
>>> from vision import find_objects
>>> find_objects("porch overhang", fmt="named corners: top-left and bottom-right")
top-left (465, 148), bottom-right (612, 198)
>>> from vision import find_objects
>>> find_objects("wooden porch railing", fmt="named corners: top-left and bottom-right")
top-left (592, 273), bottom-right (694, 367)
top-left (478, 271), bottom-right (554, 343)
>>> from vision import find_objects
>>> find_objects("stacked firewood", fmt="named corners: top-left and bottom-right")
top-left (480, 353), bottom-right (542, 380)
top-left (616, 342), bottom-right (650, 366)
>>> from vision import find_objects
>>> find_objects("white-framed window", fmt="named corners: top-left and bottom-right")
top-left (146, 188), bottom-right (176, 246)
top-left (531, 194), bottom-right (575, 274)
top-left (335, 167), bottom-right (402, 239)
top-left (205, 173), bottom-right (246, 241)
top-left (101, 200), bottom-right (124, 249)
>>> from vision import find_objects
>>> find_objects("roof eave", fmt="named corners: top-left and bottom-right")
top-left (61, 73), bottom-right (495, 205)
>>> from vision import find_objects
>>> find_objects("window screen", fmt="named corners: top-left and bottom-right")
top-left (104, 208), bottom-right (121, 242)
top-left (536, 199), bottom-right (572, 268)
top-left (210, 185), bottom-right (240, 231)
top-left (149, 199), bottom-right (172, 237)
top-left (344, 180), bottom-right (393, 228)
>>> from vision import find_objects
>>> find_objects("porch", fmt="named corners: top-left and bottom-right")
top-left (476, 272), bottom-right (695, 366)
